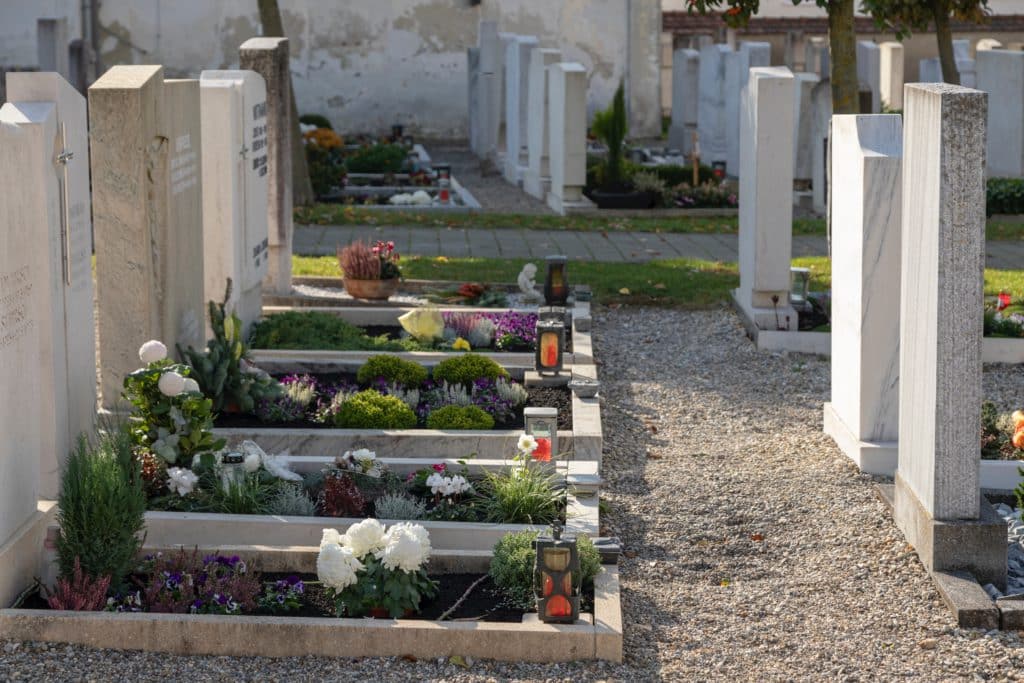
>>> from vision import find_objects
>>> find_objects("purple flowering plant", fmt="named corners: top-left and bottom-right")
top-left (136, 549), bottom-right (260, 615)
top-left (258, 575), bottom-right (305, 613)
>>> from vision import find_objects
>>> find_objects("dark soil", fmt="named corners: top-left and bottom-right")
top-left (214, 372), bottom-right (573, 431)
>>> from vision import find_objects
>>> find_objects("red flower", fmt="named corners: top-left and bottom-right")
top-left (432, 463), bottom-right (446, 473)
top-left (999, 292), bottom-right (1012, 311)
top-left (532, 438), bottom-right (552, 462)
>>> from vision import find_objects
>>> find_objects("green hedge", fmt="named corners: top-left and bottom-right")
top-left (988, 178), bottom-right (1024, 217)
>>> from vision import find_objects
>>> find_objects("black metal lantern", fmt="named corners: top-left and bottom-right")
top-left (534, 523), bottom-right (580, 623)
top-left (535, 319), bottom-right (564, 376)
top-left (391, 124), bottom-right (404, 142)
top-left (544, 255), bottom-right (569, 306)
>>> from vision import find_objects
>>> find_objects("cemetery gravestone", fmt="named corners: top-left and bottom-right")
top-left (547, 62), bottom-right (593, 215)
top-left (6, 72), bottom-right (97, 497)
top-left (793, 72), bottom-right (820, 185)
top-left (805, 37), bottom-right (829, 78)
top-left (857, 41), bottom-right (881, 113)
top-left (0, 100), bottom-right (52, 606)
top-left (977, 49), bottom-right (1024, 178)
top-left (879, 42), bottom-right (904, 111)
top-left (524, 48), bottom-right (562, 201)
top-left (823, 114), bottom-right (902, 475)
top-left (199, 70), bottom-right (270, 335)
top-left (668, 48), bottom-right (700, 157)
top-left (811, 76), bottom-right (832, 215)
top-left (36, 18), bottom-right (69, 79)
top-left (89, 66), bottom-right (205, 409)
top-left (894, 82), bottom-right (1004, 589)
top-left (733, 67), bottom-right (797, 331)
top-left (477, 22), bottom-right (501, 163)
top-left (467, 47), bottom-right (481, 155)
top-left (240, 37), bottom-right (293, 296)
top-left (503, 35), bottom-right (539, 185)
top-left (697, 44), bottom-right (731, 168)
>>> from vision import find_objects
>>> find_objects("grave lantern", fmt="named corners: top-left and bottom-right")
top-left (435, 164), bottom-right (452, 205)
top-left (789, 267), bottom-right (811, 308)
top-left (535, 319), bottom-right (564, 376)
top-left (524, 406), bottom-right (558, 462)
top-left (544, 255), bottom-right (569, 306)
top-left (220, 451), bottom-right (246, 491)
top-left (538, 305), bottom-right (570, 329)
top-left (391, 124), bottom-right (404, 142)
top-left (533, 523), bottom-right (580, 623)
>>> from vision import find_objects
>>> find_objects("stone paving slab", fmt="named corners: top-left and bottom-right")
top-left (298, 224), bottom-right (1021, 268)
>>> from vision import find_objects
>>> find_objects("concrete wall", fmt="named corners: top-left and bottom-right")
top-left (0, 0), bottom-right (662, 138)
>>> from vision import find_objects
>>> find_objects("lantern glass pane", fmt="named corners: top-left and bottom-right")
top-left (539, 331), bottom-right (559, 368)
top-left (543, 547), bottom-right (571, 572)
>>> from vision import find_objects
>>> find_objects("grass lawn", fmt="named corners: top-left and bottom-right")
top-left (294, 204), bottom-right (1024, 241)
top-left (294, 254), bottom-right (1024, 308)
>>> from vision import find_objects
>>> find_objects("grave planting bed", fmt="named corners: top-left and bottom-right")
top-left (0, 546), bottom-right (622, 662)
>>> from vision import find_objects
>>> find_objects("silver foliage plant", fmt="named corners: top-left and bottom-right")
top-left (374, 493), bottom-right (427, 520)
top-left (495, 377), bottom-right (528, 407)
top-left (266, 483), bottom-right (318, 516)
top-left (386, 382), bottom-right (421, 411)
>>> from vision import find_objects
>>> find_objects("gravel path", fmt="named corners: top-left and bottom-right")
top-left (9, 307), bottom-right (1024, 681)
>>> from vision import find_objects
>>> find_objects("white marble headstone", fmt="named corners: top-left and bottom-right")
top-left (523, 48), bottom-right (562, 201)
top-left (200, 70), bottom-right (270, 335)
top-left (503, 35), bottom-right (538, 185)
top-left (697, 44), bottom-right (731, 167)
top-left (546, 62), bottom-right (592, 216)
top-left (977, 49), bottom-right (1024, 177)
top-left (668, 48), bottom-right (700, 156)
top-left (725, 42), bottom-right (770, 175)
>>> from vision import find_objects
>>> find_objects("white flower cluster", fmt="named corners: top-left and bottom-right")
top-left (425, 472), bottom-right (472, 498)
top-left (388, 190), bottom-right (432, 206)
top-left (138, 340), bottom-right (200, 397)
top-left (167, 467), bottom-right (199, 497)
top-left (317, 520), bottom-right (432, 588)
top-left (338, 448), bottom-right (383, 478)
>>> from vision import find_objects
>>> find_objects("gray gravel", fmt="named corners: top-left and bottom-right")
top-left (10, 306), bottom-right (1024, 681)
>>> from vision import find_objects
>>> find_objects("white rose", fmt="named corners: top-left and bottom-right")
top-left (380, 525), bottom-right (428, 572)
top-left (167, 467), bottom-right (198, 497)
top-left (139, 340), bottom-right (167, 364)
top-left (317, 543), bottom-right (363, 591)
top-left (182, 378), bottom-right (200, 394)
top-left (243, 451), bottom-right (261, 473)
top-left (158, 371), bottom-right (186, 397)
top-left (517, 433), bottom-right (538, 455)
top-left (342, 518), bottom-right (386, 558)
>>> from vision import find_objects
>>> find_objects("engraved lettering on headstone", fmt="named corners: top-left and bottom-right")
top-left (170, 132), bottom-right (198, 195)
top-left (0, 266), bottom-right (34, 349)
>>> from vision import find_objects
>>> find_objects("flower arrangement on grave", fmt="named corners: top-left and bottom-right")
top-left (423, 281), bottom-right (509, 308)
top-left (984, 291), bottom-right (1024, 338)
top-left (338, 240), bottom-right (402, 300)
top-left (317, 520), bottom-right (438, 618)
top-left (123, 339), bottom-right (224, 468)
top-left (303, 127), bottom-right (343, 150)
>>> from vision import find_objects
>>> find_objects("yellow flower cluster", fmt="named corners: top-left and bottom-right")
top-left (304, 127), bottom-right (343, 149)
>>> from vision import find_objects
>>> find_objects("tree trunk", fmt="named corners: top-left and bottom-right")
top-left (257, 0), bottom-right (315, 207)
top-left (932, 0), bottom-right (960, 85)
top-left (827, 0), bottom-right (858, 115)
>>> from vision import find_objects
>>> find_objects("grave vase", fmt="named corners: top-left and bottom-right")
top-left (343, 278), bottom-right (400, 301)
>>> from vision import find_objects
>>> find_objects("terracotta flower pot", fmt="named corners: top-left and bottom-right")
top-left (343, 278), bottom-right (400, 301)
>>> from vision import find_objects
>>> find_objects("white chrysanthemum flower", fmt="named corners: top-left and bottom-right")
top-left (316, 542), bottom-right (363, 591)
top-left (182, 377), bottom-right (200, 394)
top-left (517, 433), bottom-right (538, 455)
top-left (380, 524), bottom-right (429, 572)
top-left (351, 449), bottom-right (376, 463)
top-left (167, 467), bottom-right (198, 496)
top-left (321, 528), bottom-right (344, 548)
top-left (411, 190), bottom-right (432, 205)
top-left (139, 340), bottom-right (167, 364)
top-left (389, 522), bottom-right (431, 562)
top-left (158, 371), bottom-right (186, 397)
top-left (342, 518), bottom-right (386, 558)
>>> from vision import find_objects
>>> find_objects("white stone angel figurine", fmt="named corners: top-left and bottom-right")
top-left (517, 263), bottom-right (543, 303)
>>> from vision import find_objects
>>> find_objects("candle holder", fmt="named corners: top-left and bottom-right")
top-left (790, 267), bottom-right (811, 309)
top-left (533, 522), bottom-right (580, 623)
top-left (524, 406), bottom-right (558, 462)
top-left (220, 451), bottom-right (246, 492)
top-left (535, 319), bottom-right (565, 376)
top-left (544, 256), bottom-right (569, 306)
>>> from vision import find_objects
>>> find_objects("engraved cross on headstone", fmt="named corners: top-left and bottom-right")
top-left (239, 143), bottom-right (249, 161)
top-left (55, 123), bottom-right (73, 285)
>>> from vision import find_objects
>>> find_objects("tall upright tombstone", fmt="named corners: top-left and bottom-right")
top-left (805, 37), bottom-right (829, 78)
top-left (240, 37), bottom-right (293, 296)
top-left (6, 72), bottom-right (97, 496)
top-left (725, 42), bottom-right (771, 175)
top-left (919, 58), bottom-right (943, 83)
top-left (199, 70), bottom-right (270, 335)
top-left (477, 22), bottom-right (501, 162)
top-left (823, 114), bottom-right (902, 475)
top-left (894, 83), bottom-right (1005, 589)
top-left (523, 47), bottom-right (562, 201)
top-left (793, 72), bottom-right (820, 185)
top-left (856, 41), bottom-right (882, 113)
top-left (977, 49), bottom-right (1024, 177)
top-left (697, 44), bottom-right (732, 167)
top-left (811, 77), bottom-right (832, 215)
top-left (733, 67), bottom-right (797, 331)
top-left (89, 66), bottom-right (205, 409)
top-left (503, 35), bottom-right (538, 184)
top-left (37, 18), bottom-right (69, 79)
top-left (0, 99), bottom-right (55, 606)
top-left (879, 42), bottom-right (904, 111)
top-left (467, 47), bottom-right (481, 155)
top-left (547, 62), bottom-right (593, 216)
top-left (668, 48), bottom-right (700, 156)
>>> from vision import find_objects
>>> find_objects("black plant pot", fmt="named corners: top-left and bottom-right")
top-left (589, 188), bottom-right (656, 210)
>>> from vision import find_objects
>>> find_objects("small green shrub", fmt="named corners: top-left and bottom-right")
top-left (988, 177), bottom-right (1024, 217)
top-left (426, 405), bottom-right (495, 430)
top-left (299, 113), bottom-right (333, 129)
top-left (356, 354), bottom-right (428, 388)
top-left (345, 143), bottom-right (408, 173)
top-left (649, 163), bottom-right (717, 187)
top-left (332, 390), bottom-right (418, 429)
top-left (249, 311), bottom-right (416, 352)
top-left (56, 431), bottom-right (146, 587)
top-left (630, 170), bottom-right (667, 198)
top-left (489, 531), bottom-right (602, 610)
top-left (432, 353), bottom-right (509, 386)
